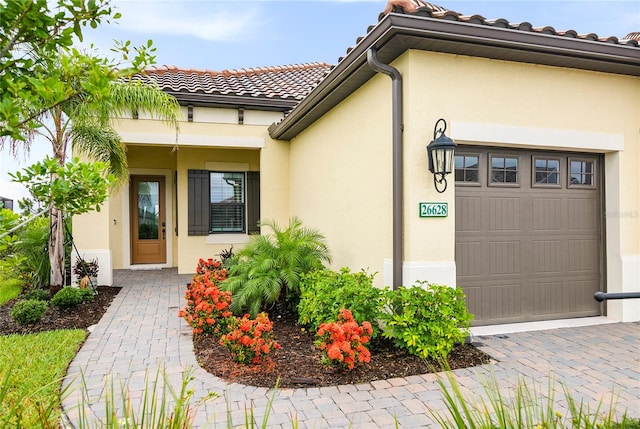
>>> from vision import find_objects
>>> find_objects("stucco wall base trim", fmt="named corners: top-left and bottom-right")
top-left (383, 259), bottom-right (456, 288)
top-left (607, 255), bottom-right (640, 322)
top-left (71, 250), bottom-right (113, 287)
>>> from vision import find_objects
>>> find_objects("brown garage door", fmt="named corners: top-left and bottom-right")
top-left (455, 147), bottom-right (603, 325)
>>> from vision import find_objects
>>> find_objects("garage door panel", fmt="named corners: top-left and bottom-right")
top-left (489, 197), bottom-right (520, 231)
top-left (532, 240), bottom-right (563, 273)
top-left (489, 283), bottom-right (522, 320)
top-left (532, 197), bottom-right (563, 230)
top-left (456, 241), bottom-right (483, 277)
top-left (568, 198), bottom-right (598, 230)
top-left (532, 281), bottom-right (564, 315)
top-left (462, 282), bottom-right (524, 324)
top-left (461, 284), bottom-right (484, 321)
top-left (489, 241), bottom-right (521, 274)
top-left (455, 147), bottom-right (602, 326)
top-left (533, 279), bottom-right (599, 315)
top-left (568, 239), bottom-right (598, 272)
top-left (456, 196), bottom-right (482, 231)
top-left (567, 279), bottom-right (600, 312)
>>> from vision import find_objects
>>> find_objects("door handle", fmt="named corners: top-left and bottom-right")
top-left (162, 222), bottom-right (166, 240)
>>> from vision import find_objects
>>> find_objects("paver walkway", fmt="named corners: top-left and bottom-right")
top-left (62, 269), bottom-right (640, 428)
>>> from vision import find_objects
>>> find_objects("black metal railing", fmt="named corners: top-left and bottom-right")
top-left (594, 292), bottom-right (640, 302)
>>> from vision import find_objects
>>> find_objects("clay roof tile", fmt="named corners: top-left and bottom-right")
top-left (139, 63), bottom-right (332, 102)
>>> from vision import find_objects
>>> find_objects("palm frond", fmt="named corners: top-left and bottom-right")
top-left (221, 217), bottom-right (331, 316)
top-left (107, 80), bottom-right (182, 127)
top-left (70, 123), bottom-right (128, 185)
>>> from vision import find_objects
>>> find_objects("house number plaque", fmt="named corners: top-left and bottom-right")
top-left (419, 202), bottom-right (448, 218)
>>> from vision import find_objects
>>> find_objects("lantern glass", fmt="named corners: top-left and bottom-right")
top-left (426, 119), bottom-right (457, 193)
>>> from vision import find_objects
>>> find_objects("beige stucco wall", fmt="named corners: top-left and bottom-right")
top-left (288, 71), bottom-right (394, 285)
top-left (288, 49), bottom-right (639, 303)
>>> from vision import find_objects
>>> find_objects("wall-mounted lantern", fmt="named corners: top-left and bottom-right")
top-left (426, 118), bottom-right (457, 193)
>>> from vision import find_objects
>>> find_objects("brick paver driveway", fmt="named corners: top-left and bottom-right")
top-left (62, 269), bottom-right (640, 428)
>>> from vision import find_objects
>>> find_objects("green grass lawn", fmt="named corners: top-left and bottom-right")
top-left (0, 329), bottom-right (87, 427)
top-left (0, 277), bottom-right (22, 305)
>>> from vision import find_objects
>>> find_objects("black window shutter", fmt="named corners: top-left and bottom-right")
top-left (246, 171), bottom-right (260, 234)
top-left (187, 170), bottom-right (210, 236)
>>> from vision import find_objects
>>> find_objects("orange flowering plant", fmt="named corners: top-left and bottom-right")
top-left (195, 257), bottom-right (225, 276)
top-left (219, 312), bottom-right (281, 364)
top-left (315, 308), bottom-right (373, 370)
top-left (178, 259), bottom-right (234, 336)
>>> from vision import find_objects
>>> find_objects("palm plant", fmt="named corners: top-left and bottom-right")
top-left (3, 51), bottom-right (181, 290)
top-left (222, 217), bottom-right (331, 317)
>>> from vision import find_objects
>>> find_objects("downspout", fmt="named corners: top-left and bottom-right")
top-left (366, 47), bottom-right (403, 290)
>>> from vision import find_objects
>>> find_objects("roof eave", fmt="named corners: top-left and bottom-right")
top-left (168, 91), bottom-right (300, 112)
top-left (269, 13), bottom-right (640, 141)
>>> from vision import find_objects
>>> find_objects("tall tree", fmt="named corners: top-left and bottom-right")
top-left (1, 1), bottom-right (182, 289)
top-left (1, 0), bottom-right (125, 141)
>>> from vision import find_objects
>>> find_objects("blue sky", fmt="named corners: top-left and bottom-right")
top-left (79, 0), bottom-right (640, 71)
top-left (1, 0), bottom-right (639, 204)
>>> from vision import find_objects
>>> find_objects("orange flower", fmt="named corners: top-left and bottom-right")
top-left (327, 344), bottom-right (342, 360)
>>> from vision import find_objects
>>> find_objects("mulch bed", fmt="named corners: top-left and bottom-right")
top-left (0, 286), bottom-right (121, 336)
top-left (193, 311), bottom-right (492, 388)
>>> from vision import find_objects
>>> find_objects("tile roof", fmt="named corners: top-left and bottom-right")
top-left (623, 32), bottom-right (640, 41)
top-left (136, 63), bottom-right (332, 102)
top-left (375, 0), bottom-right (639, 49)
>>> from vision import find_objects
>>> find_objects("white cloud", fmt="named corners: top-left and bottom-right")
top-left (111, 1), bottom-right (264, 41)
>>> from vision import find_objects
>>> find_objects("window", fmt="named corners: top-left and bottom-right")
top-left (569, 159), bottom-right (595, 187)
top-left (210, 172), bottom-right (245, 233)
top-left (490, 155), bottom-right (519, 185)
top-left (455, 154), bottom-right (480, 183)
top-left (188, 170), bottom-right (260, 236)
top-left (533, 157), bottom-right (560, 186)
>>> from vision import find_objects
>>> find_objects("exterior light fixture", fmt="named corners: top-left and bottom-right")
top-left (427, 118), bottom-right (457, 193)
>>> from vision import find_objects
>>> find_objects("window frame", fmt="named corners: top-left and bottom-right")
top-left (568, 157), bottom-right (597, 189)
top-left (454, 153), bottom-right (481, 187)
top-left (532, 155), bottom-right (562, 188)
top-left (187, 169), bottom-right (260, 237)
top-left (488, 154), bottom-right (520, 187)
top-left (209, 171), bottom-right (247, 234)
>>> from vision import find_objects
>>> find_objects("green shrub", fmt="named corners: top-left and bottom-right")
top-left (380, 281), bottom-right (472, 360)
top-left (13, 216), bottom-right (51, 287)
top-left (222, 217), bottom-right (331, 316)
top-left (51, 286), bottom-right (94, 308)
top-left (298, 268), bottom-right (386, 338)
top-left (22, 288), bottom-right (50, 302)
top-left (10, 299), bottom-right (48, 325)
top-left (0, 209), bottom-right (26, 281)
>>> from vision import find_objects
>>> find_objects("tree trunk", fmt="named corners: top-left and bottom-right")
top-left (50, 105), bottom-right (67, 293)
top-left (49, 206), bottom-right (65, 292)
